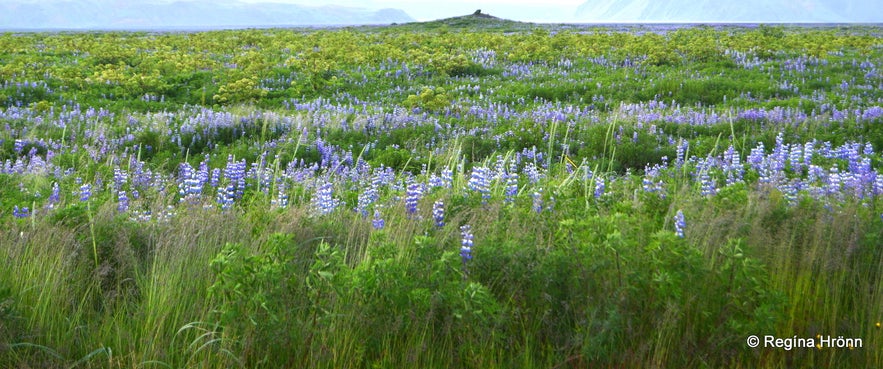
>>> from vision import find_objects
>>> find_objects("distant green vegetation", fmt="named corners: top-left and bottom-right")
top-left (1, 20), bottom-right (883, 368)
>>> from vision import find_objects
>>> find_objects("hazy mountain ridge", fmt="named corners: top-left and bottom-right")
top-left (576, 0), bottom-right (883, 23)
top-left (0, 0), bottom-right (414, 29)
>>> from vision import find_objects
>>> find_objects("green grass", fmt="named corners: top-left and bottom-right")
top-left (2, 169), bottom-right (882, 368)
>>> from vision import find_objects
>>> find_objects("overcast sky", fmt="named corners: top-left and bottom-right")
top-left (238, 0), bottom-right (584, 22)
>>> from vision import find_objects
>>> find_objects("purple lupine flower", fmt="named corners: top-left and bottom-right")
top-left (504, 174), bottom-right (518, 203)
top-left (803, 141), bottom-right (815, 166)
top-left (675, 139), bottom-right (688, 168)
top-left (178, 163), bottom-right (204, 203)
top-left (217, 184), bottom-right (235, 210)
top-left (13, 205), bottom-right (29, 218)
top-left (856, 157), bottom-right (874, 191)
top-left (699, 170), bottom-right (717, 196)
top-left (14, 139), bottom-right (25, 154)
top-left (874, 173), bottom-right (883, 196)
top-left (460, 224), bottom-right (474, 264)
top-left (779, 181), bottom-right (798, 205)
top-left (223, 155), bottom-right (247, 199)
top-left (113, 168), bottom-right (128, 192)
top-left (493, 155), bottom-right (507, 182)
top-left (428, 173), bottom-right (444, 188)
top-left (432, 200), bottom-right (445, 227)
top-left (674, 210), bottom-right (686, 238)
top-left (532, 189), bottom-right (543, 213)
top-left (117, 191), bottom-right (129, 213)
top-left (723, 146), bottom-right (743, 185)
top-left (725, 172), bottom-right (739, 187)
top-left (405, 182), bottom-right (423, 215)
top-left (819, 141), bottom-right (832, 158)
top-left (642, 164), bottom-right (665, 195)
top-left (770, 132), bottom-right (786, 173)
top-left (844, 143), bottom-right (862, 174)
top-left (274, 181), bottom-right (290, 209)
top-left (356, 182), bottom-right (379, 217)
top-left (789, 144), bottom-right (803, 172)
top-left (47, 182), bottom-right (60, 208)
top-left (210, 168), bottom-right (220, 188)
top-left (184, 176), bottom-right (202, 196)
top-left (316, 137), bottom-right (333, 167)
top-left (467, 166), bottom-right (491, 201)
top-left (236, 174), bottom-right (246, 199)
top-left (312, 181), bottom-right (338, 216)
top-left (197, 159), bottom-right (210, 187)
top-left (79, 183), bottom-right (92, 202)
top-left (524, 162), bottom-right (543, 184)
top-left (642, 176), bottom-right (657, 192)
top-left (441, 168), bottom-right (453, 188)
top-left (594, 177), bottom-right (605, 198)
top-left (372, 209), bottom-right (385, 230)
top-left (748, 142), bottom-right (765, 171)
top-left (827, 168), bottom-right (842, 196)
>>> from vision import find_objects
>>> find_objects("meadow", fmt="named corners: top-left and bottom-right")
top-left (1, 19), bottom-right (883, 368)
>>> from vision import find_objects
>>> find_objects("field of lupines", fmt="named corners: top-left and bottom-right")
top-left (1, 19), bottom-right (883, 368)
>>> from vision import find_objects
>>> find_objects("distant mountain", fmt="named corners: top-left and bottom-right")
top-left (575, 0), bottom-right (883, 23)
top-left (391, 10), bottom-right (535, 31)
top-left (0, 0), bottom-right (415, 29)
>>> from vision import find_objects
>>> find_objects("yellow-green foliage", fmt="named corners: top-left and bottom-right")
top-left (214, 77), bottom-right (268, 104)
top-left (404, 86), bottom-right (451, 112)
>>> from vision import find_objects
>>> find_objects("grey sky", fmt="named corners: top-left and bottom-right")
top-left (237, 0), bottom-right (584, 22)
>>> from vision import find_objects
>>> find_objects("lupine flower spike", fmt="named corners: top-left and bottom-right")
top-left (460, 225), bottom-right (474, 275)
top-left (432, 200), bottom-right (445, 227)
top-left (372, 209), bottom-right (385, 230)
top-left (674, 210), bottom-right (686, 238)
